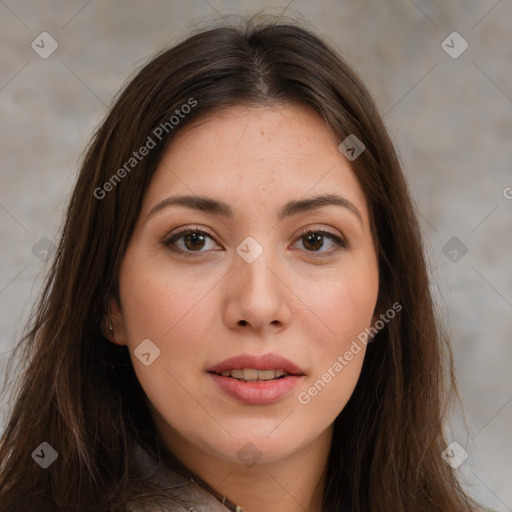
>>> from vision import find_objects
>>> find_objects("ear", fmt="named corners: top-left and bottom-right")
top-left (102, 296), bottom-right (127, 346)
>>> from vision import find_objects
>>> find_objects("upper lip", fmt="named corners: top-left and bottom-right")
top-left (207, 353), bottom-right (306, 375)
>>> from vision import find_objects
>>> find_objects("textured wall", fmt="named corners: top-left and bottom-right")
top-left (1, 1), bottom-right (511, 509)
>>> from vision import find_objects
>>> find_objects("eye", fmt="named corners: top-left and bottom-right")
top-left (292, 228), bottom-right (347, 254)
top-left (161, 226), bottom-right (221, 256)
top-left (161, 226), bottom-right (347, 257)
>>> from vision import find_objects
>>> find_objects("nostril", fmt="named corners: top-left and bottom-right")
top-left (239, 320), bottom-right (248, 326)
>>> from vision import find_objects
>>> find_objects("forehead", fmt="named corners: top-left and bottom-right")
top-left (142, 104), bottom-right (370, 223)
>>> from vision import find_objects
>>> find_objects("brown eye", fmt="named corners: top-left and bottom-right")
top-left (181, 232), bottom-right (207, 251)
top-left (302, 232), bottom-right (324, 251)
top-left (294, 230), bottom-right (346, 254)
top-left (162, 228), bottom-right (220, 256)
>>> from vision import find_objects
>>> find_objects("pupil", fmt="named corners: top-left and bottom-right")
top-left (185, 233), bottom-right (205, 251)
top-left (304, 233), bottom-right (323, 251)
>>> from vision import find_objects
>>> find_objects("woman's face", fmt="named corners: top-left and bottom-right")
top-left (113, 104), bottom-right (379, 467)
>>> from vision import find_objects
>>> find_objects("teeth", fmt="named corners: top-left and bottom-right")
top-left (230, 369), bottom-right (244, 379)
top-left (244, 368), bottom-right (259, 380)
top-left (255, 369), bottom-right (276, 380)
top-left (218, 368), bottom-right (289, 381)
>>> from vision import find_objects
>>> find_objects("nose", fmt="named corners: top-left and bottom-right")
top-left (221, 242), bottom-right (293, 335)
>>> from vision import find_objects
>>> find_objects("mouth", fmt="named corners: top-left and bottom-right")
top-left (208, 368), bottom-right (302, 382)
top-left (206, 353), bottom-right (306, 404)
top-left (206, 352), bottom-right (306, 378)
top-left (207, 368), bottom-right (306, 405)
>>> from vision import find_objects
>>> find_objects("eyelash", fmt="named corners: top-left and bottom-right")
top-left (161, 225), bottom-right (348, 257)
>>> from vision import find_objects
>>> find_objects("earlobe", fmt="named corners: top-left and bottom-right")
top-left (103, 297), bottom-right (125, 346)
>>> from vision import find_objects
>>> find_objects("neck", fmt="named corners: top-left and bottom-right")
top-left (156, 422), bottom-right (332, 512)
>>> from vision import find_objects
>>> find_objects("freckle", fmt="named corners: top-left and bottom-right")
top-left (261, 131), bottom-right (264, 135)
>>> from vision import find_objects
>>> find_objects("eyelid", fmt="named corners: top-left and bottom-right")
top-left (161, 225), bottom-right (219, 249)
top-left (163, 224), bottom-right (214, 239)
top-left (295, 224), bottom-right (344, 241)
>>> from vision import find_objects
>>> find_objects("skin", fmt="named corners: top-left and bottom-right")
top-left (108, 104), bottom-right (380, 512)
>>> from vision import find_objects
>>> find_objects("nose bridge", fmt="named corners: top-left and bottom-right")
top-left (223, 233), bottom-right (292, 330)
top-left (235, 236), bottom-right (280, 301)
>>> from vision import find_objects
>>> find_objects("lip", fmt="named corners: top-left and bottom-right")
top-left (206, 352), bottom-right (305, 375)
top-left (206, 352), bottom-right (306, 405)
top-left (207, 373), bottom-right (305, 405)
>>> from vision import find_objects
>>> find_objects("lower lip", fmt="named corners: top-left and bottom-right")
top-left (207, 373), bottom-right (305, 405)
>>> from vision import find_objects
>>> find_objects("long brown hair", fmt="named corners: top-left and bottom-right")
top-left (0, 16), bottom-right (483, 512)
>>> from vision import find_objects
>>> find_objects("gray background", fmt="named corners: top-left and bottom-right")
top-left (1, 0), bottom-right (511, 509)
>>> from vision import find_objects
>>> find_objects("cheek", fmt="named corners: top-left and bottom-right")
top-left (295, 259), bottom-right (378, 411)
top-left (296, 280), bottom-right (371, 424)
top-left (302, 262), bottom-right (378, 351)
top-left (119, 251), bottom-right (217, 344)
top-left (118, 254), bottom-right (216, 418)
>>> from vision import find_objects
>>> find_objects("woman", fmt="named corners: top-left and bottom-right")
top-left (0, 17), bottom-right (486, 512)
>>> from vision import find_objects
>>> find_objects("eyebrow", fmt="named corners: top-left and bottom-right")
top-left (145, 193), bottom-right (363, 226)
